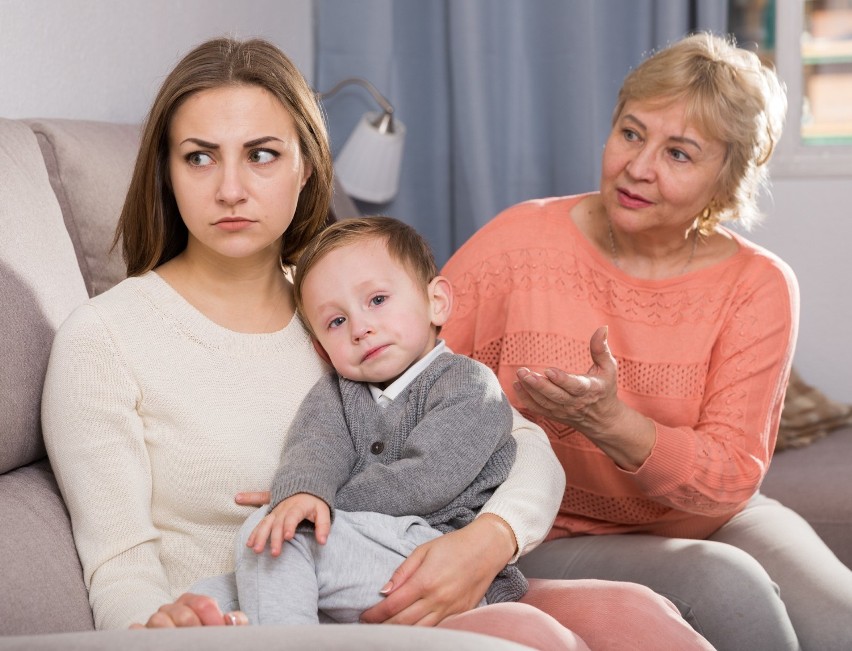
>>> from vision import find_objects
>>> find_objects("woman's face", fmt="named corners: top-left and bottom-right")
top-left (168, 84), bottom-right (312, 266)
top-left (600, 98), bottom-right (726, 238)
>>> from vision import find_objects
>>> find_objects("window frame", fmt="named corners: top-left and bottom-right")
top-left (771, 2), bottom-right (852, 176)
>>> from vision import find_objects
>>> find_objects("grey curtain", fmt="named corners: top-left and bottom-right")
top-left (315, 0), bottom-right (727, 265)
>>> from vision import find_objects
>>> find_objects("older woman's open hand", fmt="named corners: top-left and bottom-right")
top-left (514, 326), bottom-right (618, 426)
top-left (513, 326), bottom-right (656, 471)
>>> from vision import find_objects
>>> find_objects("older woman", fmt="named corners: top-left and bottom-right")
top-left (442, 33), bottom-right (852, 651)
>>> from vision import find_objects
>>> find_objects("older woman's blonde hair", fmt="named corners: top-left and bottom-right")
top-left (613, 32), bottom-right (787, 232)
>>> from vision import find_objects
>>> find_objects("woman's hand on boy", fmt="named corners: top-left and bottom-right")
top-left (360, 514), bottom-right (514, 625)
top-left (234, 490), bottom-right (271, 506)
top-left (245, 492), bottom-right (331, 556)
top-left (129, 593), bottom-right (248, 628)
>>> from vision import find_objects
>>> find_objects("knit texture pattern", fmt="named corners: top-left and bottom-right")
top-left (442, 194), bottom-right (799, 540)
top-left (41, 273), bottom-right (562, 628)
top-left (42, 272), bottom-right (326, 629)
top-left (271, 353), bottom-right (528, 602)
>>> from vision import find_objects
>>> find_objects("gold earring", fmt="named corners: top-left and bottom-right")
top-left (697, 202), bottom-right (718, 234)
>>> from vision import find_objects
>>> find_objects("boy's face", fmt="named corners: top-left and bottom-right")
top-left (301, 238), bottom-right (451, 387)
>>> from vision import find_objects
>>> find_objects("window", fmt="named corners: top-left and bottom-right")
top-left (729, 0), bottom-right (852, 175)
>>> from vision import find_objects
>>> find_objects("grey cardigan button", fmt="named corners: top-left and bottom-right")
top-left (370, 441), bottom-right (384, 454)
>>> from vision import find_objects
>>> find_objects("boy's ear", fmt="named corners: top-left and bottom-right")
top-left (311, 338), bottom-right (333, 367)
top-left (427, 275), bottom-right (453, 327)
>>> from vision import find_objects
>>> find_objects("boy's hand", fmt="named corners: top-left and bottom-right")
top-left (246, 493), bottom-right (331, 556)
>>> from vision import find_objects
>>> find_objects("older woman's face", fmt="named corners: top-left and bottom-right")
top-left (600, 98), bottom-right (725, 238)
top-left (168, 84), bottom-right (312, 266)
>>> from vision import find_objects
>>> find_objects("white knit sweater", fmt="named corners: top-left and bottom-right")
top-left (42, 271), bottom-right (564, 630)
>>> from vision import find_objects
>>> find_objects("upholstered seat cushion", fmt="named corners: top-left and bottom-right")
top-left (0, 461), bottom-right (94, 635)
top-left (762, 427), bottom-right (852, 568)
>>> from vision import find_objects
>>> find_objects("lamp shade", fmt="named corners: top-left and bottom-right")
top-left (334, 111), bottom-right (406, 204)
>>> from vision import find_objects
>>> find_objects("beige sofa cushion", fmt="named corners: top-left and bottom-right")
top-left (27, 119), bottom-right (138, 297)
top-left (0, 118), bottom-right (89, 474)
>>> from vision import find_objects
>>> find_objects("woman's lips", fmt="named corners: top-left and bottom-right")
top-left (214, 217), bottom-right (255, 232)
top-left (617, 188), bottom-right (652, 209)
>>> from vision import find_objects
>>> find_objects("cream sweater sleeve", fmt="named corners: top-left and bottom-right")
top-left (476, 407), bottom-right (565, 561)
top-left (42, 304), bottom-right (170, 629)
top-left (42, 274), bottom-right (327, 629)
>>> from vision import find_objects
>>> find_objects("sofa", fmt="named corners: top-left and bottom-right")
top-left (0, 117), bottom-right (532, 650)
top-left (1, 116), bottom-right (851, 648)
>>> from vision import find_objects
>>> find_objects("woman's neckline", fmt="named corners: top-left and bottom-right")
top-left (146, 269), bottom-right (300, 337)
top-left (567, 193), bottom-right (743, 284)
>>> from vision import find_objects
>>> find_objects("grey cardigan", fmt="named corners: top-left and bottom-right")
top-left (269, 352), bottom-right (527, 602)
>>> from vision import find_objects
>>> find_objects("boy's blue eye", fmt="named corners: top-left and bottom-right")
top-left (329, 316), bottom-right (346, 329)
top-left (370, 295), bottom-right (387, 306)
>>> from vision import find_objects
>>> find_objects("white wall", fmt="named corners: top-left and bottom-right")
top-left (749, 177), bottom-right (852, 403)
top-left (0, 0), bottom-right (314, 124)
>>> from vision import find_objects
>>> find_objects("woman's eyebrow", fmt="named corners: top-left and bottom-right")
top-left (244, 136), bottom-right (284, 148)
top-left (180, 137), bottom-right (218, 148)
top-left (178, 136), bottom-right (285, 148)
top-left (669, 135), bottom-right (702, 151)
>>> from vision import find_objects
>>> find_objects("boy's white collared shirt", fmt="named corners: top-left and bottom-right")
top-left (368, 340), bottom-right (447, 408)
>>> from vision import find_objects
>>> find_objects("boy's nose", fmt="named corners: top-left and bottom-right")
top-left (350, 319), bottom-right (374, 343)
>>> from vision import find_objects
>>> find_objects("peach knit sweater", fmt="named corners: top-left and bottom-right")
top-left (442, 194), bottom-right (799, 540)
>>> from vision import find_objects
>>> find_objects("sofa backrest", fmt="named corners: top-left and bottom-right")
top-left (0, 118), bottom-right (139, 634)
top-left (1, 118), bottom-right (138, 474)
top-left (0, 119), bottom-right (92, 474)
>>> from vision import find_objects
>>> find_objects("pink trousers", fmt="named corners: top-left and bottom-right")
top-left (438, 578), bottom-right (715, 650)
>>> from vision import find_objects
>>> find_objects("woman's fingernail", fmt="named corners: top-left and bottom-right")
top-left (379, 581), bottom-right (393, 595)
top-left (225, 613), bottom-right (238, 626)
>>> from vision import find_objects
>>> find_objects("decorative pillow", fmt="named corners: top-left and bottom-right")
top-left (27, 119), bottom-right (139, 297)
top-left (776, 367), bottom-right (852, 451)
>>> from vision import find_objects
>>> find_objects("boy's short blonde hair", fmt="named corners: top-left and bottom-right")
top-left (294, 216), bottom-right (439, 334)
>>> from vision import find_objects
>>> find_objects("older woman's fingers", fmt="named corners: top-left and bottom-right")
top-left (518, 367), bottom-right (585, 405)
top-left (543, 368), bottom-right (592, 397)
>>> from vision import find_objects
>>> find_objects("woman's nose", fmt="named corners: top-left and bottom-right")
top-left (215, 162), bottom-right (249, 205)
top-left (626, 146), bottom-right (656, 182)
